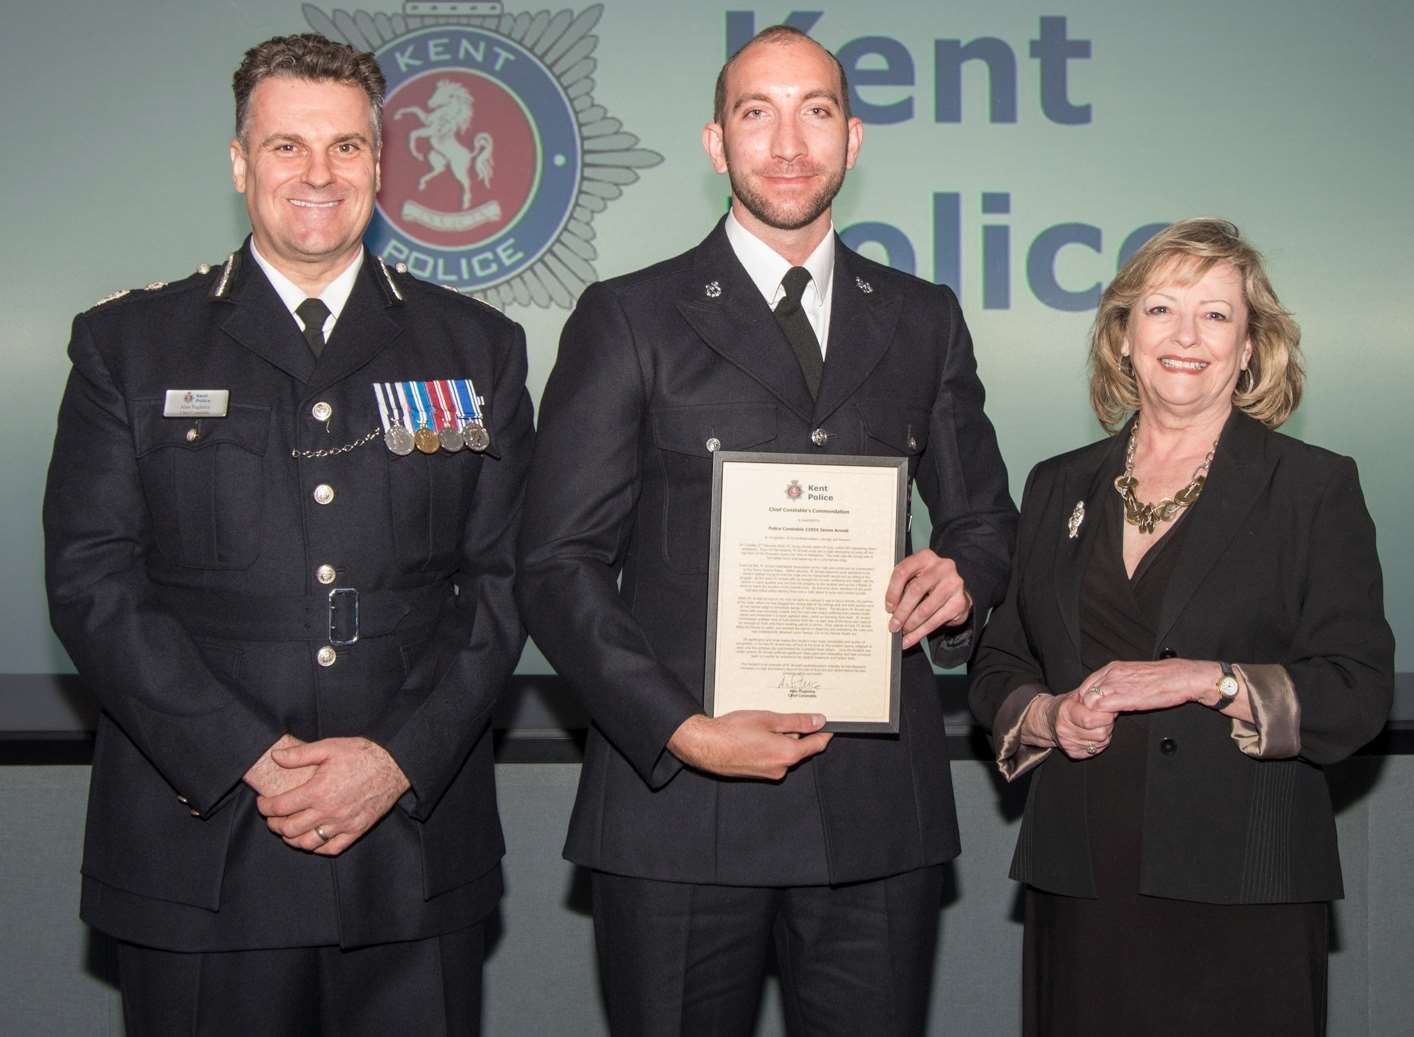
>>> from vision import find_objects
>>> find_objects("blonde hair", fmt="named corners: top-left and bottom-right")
top-left (1088, 218), bottom-right (1303, 432)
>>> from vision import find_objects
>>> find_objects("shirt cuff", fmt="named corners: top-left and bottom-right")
top-left (993, 683), bottom-right (1054, 782)
top-left (1228, 663), bottom-right (1301, 759)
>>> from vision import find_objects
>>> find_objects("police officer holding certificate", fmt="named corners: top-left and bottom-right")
top-left (43, 34), bottom-right (532, 1035)
top-left (517, 25), bottom-right (1016, 1035)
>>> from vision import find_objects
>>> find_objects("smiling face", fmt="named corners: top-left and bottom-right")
top-left (1124, 259), bottom-right (1253, 426)
top-left (230, 76), bottom-right (379, 292)
top-left (703, 35), bottom-right (862, 249)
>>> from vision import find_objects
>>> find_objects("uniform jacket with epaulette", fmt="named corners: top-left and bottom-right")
top-left (43, 242), bottom-right (533, 950)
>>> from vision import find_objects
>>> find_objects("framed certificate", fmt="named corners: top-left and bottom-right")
top-left (704, 451), bottom-right (908, 734)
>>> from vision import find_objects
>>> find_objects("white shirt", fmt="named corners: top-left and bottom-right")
top-left (724, 210), bottom-right (835, 358)
top-left (249, 239), bottom-right (364, 345)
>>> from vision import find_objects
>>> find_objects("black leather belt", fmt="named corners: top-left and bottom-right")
top-left (154, 582), bottom-right (453, 643)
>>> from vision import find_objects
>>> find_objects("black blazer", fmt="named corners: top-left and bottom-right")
top-left (44, 244), bottom-right (533, 949)
top-left (517, 221), bottom-right (1017, 885)
top-left (969, 411), bottom-right (1394, 903)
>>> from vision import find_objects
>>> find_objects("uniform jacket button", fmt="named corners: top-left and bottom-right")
top-left (1159, 737), bottom-right (1178, 755)
top-left (313, 484), bottom-right (335, 505)
top-left (316, 564), bottom-right (337, 585)
top-left (1158, 648), bottom-right (1178, 659)
top-left (311, 401), bottom-right (333, 422)
top-left (810, 427), bottom-right (828, 447)
top-left (705, 436), bottom-right (721, 453)
top-left (317, 645), bottom-right (337, 667)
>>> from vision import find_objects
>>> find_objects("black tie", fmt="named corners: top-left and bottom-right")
top-left (296, 297), bottom-right (331, 358)
top-left (773, 266), bottom-right (823, 400)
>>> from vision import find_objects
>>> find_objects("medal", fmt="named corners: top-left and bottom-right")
top-left (414, 426), bottom-right (440, 454)
top-left (431, 380), bottom-right (464, 453)
top-left (404, 381), bottom-right (440, 455)
top-left (374, 383), bottom-right (416, 456)
top-left (451, 378), bottom-right (491, 453)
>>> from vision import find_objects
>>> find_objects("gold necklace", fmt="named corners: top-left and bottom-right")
top-left (1113, 418), bottom-right (1217, 534)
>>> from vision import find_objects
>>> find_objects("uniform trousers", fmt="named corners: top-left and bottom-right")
top-left (591, 865), bottom-right (945, 1037)
top-left (116, 923), bottom-right (484, 1037)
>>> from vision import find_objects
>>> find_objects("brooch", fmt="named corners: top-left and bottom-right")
top-left (855, 276), bottom-right (873, 294)
top-left (1066, 500), bottom-right (1085, 539)
top-left (705, 281), bottom-right (722, 298)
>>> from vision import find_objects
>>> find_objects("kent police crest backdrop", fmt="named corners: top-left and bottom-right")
top-left (3, 1), bottom-right (1411, 682)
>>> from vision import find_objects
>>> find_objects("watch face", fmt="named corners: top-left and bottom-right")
top-left (1218, 675), bottom-right (1239, 698)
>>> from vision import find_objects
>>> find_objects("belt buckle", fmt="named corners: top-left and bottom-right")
top-left (328, 587), bottom-right (360, 646)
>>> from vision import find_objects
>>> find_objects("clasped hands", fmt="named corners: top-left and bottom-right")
top-left (1024, 658), bottom-right (1225, 760)
top-left (242, 733), bottom-right (411, 856)
top-left (668, 549), bottom-right (970, 780)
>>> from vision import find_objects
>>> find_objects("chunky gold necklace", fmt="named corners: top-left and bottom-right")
top-left (1113, 418), bottom-right (1217, 534)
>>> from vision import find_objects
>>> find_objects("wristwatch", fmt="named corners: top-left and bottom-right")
top-left (1213, 661), bottom-right (1240, 710)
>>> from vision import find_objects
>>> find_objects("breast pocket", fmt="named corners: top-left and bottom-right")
top-left (133, 401), bottom-right (271, 570)
top-left (387, 451), bottom-right (483, 571)
top-left (858, 400), bottom-right (930, 480)
top-left (651, 402), bottom-right (777, 574)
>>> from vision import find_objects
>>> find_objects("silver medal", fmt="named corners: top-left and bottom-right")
top-left (463, 421), bottom-right (490, 452)
top-left (439, 427), bottom-right (465, 453)
top-left (385, 424), bottom-right (415, 456)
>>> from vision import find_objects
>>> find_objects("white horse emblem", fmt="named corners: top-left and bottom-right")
top-left (396, 80), bottom-right (494, 212)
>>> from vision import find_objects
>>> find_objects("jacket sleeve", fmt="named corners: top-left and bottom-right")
top-left (44, 313), bottom-right (283, 816)
top-left (916, 285), bottom-right (1019, 667)
top-left (1281, 456), bottom-right (1394, 764)
top-left (366, 319), bottom-right (535, 820)
top-left (968, 463), bottom-right (1056, 772)
top-left (516, 283), bottom-right (702, 789)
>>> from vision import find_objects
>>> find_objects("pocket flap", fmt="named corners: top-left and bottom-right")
top-left (859, 400), bottom-right (930, 455)
top-left (651, 403), bottom-right (777, 456)
top-left (132, 399), bottom-right (272, 458)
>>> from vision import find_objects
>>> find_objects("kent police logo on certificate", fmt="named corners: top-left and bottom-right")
top-left (305, 2), bottom-right (662, 308)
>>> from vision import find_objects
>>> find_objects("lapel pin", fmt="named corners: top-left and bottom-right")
top-left (1066, 500), bottom-right (1085, 539)
top-left (855, 276), bottom-right (873, 294)
top-left (705, 281), bottom-right (722, 298)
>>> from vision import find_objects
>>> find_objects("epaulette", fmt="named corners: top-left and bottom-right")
top-left (91, 260), bottom-right (223, 309)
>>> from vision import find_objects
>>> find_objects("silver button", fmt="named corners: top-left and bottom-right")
top-left (316, 645), bottom-right (337, 667)
top-left (176, 794), bottom-right (189, 805)
top-left (810, 427), bottom-right (829, 447)
top-left (311, 401), bottom-right (333, 422)
top-left (907, 433), bottom-right (919, 451)
top-left (185, 427), bottom-right (200, 443)
top-left (316, 564), bottom-right (337, 585)
top-left (705, 437), bottom-right (721, 453)
top-left (313, 483), bottom-right (335, 505)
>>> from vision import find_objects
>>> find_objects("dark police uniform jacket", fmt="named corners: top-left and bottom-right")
top-left (44, 243), bottom-right (533, 950)
top-left (517, 221), bottom-right (1018, 885)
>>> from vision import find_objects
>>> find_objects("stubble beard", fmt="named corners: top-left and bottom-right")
top-left (725, 143), bottom-right (847, 232)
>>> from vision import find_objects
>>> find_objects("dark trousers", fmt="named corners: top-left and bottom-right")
top-left (591, 866), bottom-right (945, 1037)
top-left (116, 924), bottom-right (484, 1037)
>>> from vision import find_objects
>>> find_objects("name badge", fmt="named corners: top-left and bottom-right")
top-left (163, 389), bottom-right (230, 418)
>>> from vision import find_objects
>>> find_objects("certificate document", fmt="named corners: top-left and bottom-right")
top-left (704, 452), bottom-right (907, 733)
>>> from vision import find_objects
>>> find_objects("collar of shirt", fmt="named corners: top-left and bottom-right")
top-left (248, 239), bottom-right (364, 343)
top-left (724, 210), bottom-right (836, 357)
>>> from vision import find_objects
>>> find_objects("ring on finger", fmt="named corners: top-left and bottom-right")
top-left (315, 825), bottom-right (331, 843)
top-left (1084, 743), bottom-right (1099, 756)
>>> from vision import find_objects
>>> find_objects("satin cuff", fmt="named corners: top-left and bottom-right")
top-left (1229, 663), bottom-right (1301, 759)
top-left (992, 683), bottom-right (1054, 782)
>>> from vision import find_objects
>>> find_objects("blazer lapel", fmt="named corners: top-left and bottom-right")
top-left (1053, 428), bottom-right (1130, 661)
top-left (217, 244), bottom-right (316, 384)
top-left (813, 245), bottom-right (901, 424)
top-left (674, 222), bottom-right (816, 425)
top-left (306, 257), bottom-right (403, 393)
top-left (1150, 410), bottom-right (1275, 650)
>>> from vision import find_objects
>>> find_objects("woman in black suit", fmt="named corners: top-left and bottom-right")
top-left (969, 218), bottom-right (1393, 1036)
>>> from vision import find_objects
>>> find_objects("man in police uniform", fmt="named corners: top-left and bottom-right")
top-left (517, 25), bottom-right (1016, 1036)
top-left (43, 34), bottom-right (532, 1035)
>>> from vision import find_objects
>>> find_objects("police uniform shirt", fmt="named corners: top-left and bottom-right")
top-left (723, 208), bottom-right (835, 357)
top-left (249, 238), bottom-right (363, 342)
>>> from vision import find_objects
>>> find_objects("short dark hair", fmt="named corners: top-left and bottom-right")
top-left (232, 33), bottom-right (386, 148)
top-left (712, 25), bottom-right (851, 125)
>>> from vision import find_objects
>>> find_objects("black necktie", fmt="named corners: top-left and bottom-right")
top-left (773, 266), bottom-right (823, 399)
top-left (296, 297), bottom-right (331, 358)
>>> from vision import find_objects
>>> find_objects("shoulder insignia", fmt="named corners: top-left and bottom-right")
top-left (209, 252), bottom-right (239, 300)
top-left (144, 281), bottom-right (167, 291)
top-left (197, 263), bottom-right (212, 275)
top-left (375, 258), bottom-right (405, 303)
top-left (94, 288), bottom-right (131, 307)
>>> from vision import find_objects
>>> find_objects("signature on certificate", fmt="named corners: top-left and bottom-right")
top-left (776, 672), bottom-right (822, 694)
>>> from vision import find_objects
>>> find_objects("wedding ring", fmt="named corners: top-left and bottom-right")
top-left (315, 825), bottom-right (331, 843)
top-left (1084, 743), bottom-right (1099, 756)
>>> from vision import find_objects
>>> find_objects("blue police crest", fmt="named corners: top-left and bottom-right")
top-left (305, 2), bottom-right (662, 308)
